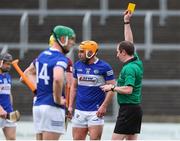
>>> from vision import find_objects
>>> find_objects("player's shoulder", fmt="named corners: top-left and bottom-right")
top-left (39, 48), bottom-right (52, 56)
top-left (74, 60), bottom-right (82, 66)
top-left (97, 59), bottom-right (112, 68)
top-left (0, 73), bottom-right (12, 82)
top-left (2, 72), bottom-right (11, 78)
top-left (38, 48), bottom-right (68, 62)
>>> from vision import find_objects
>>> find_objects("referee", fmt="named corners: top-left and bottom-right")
top-left (100, 10), bottom-right (143, 140)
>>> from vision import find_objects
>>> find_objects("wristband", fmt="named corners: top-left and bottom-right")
top-left (124, 21), bottom-right (130, 24)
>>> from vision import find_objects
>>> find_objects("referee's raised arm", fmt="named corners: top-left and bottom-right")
top-left (124, 10), bottom-right (134, 44)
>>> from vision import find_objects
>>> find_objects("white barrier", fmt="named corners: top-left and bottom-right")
top-left (1, 122), bottom-right (180, 140)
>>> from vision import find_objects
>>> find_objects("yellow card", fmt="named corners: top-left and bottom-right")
top-left (127, 3), bottom-right (136, 13)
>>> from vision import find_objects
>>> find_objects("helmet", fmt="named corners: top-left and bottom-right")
top-left (52, 25), bottom-right (75, 47)
top-left (49, 35), bottom-right (55, 47)
top-left (52, 25), bottom-right (76, 54)
top-left (0, 53), bottom-right (13, 62)
top-left (79, 40), bottom-right (99, 59)
top-left (53, 25), bottom-right (75, 39)
top-left (0, 53), bottom-right (13, 72)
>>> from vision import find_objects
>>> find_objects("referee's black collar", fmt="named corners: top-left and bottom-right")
top-left (123, 56), bottom-right (137, 66)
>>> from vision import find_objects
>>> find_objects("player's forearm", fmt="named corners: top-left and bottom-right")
top-left (53, 79), bottom-right (63, 105)
top-left (0, 105), bottom-right (4, 112)
top-left (101, 91), bottom-right (114, 108)
top-left (24, 73), bottom-right (37, 88)
top-left (21, 63), bottom-right (37, 89)
top-left (0, 105), bottom-right (7, 117)
top-left (69, 88), bottom-right (77, 108)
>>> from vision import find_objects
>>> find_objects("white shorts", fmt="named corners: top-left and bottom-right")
top-left (0, 118), bottom-right (17, 128)
top-left (72, 109), bottom-right (104, 128)
top-left (33, 105), bottom-right (65, 134)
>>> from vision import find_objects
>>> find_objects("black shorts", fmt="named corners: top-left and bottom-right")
top-left (114, 104), bottom-right (143, 134)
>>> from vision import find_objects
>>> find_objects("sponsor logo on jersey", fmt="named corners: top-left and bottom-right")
top-left (0, 84), bottom-right (11, 95)
top-left (0, 85), bottom-right (10, 91)
top-left (77, 74), bottom-right (105, 86)
top-left (106, 70), bottom-right (113, 76)
top-left (94, 69), bottom-right (99, 74)
top-left (79, 76), bottom-right (98, 83)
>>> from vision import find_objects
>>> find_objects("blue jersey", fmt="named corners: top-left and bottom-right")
top-left (0, 73), bottom-right (13, 113)
top-left (73, 59), bottom-right (114, 111)
top-left (34, 48), bottom-right (68, 108)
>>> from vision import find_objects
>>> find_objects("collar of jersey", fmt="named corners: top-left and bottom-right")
top-left (123, 56), bottom-right (137, 66)
top-left (49, 47), bottom-right (60, 52)
top-left (93, 58), bottom-right (99, 64)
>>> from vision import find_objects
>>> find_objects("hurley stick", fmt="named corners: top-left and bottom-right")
top-left (12, 59), bottom-right (36, 93)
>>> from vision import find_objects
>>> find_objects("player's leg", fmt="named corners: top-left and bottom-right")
top-left (72, 127), bottom-right (88, 140)
top-left (42, 131), bottom-right (61, 140)
top-left (112, 105), bottom-right (142, 140)
top-left (88, 125), bottom-right (103, 140)
top-left (33, 106), bottom-right (43, 140)
top-left (39, 105), bottom-right (65, 140)
top-left (3, 127), bottom-right (16, 140)
top-left (87, 111), bottom-right (104, 140)
top-left (71, 109), bottom-right (88, 140)
top-left (2, 119), bottom-right (17, 140)
top-left (111, 106), bottom-right (128, 140)
top-left (125, 105), bottom-right (142, 140)
top-left (36, 133), bottom-right (42, 140)
top-left (111, 133), bottom-right (126, 140)
top-left (126, 134), bottom-right (138, 140)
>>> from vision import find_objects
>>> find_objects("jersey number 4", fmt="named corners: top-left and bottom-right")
top-left (36, 62), bottom-right (50, 85)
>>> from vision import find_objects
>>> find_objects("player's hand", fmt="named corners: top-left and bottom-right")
top-left (96, 105), bottom-right (106, 118)
top-left (68, 107), bottom-right (73, 114)
top-left (0, 106), bottom-right (7, 119)
top-left (124, 10), bottom-right (132, 22)
top-left (67, 107), bottom-right (73, 119)
top-left (60, 96), bottom-right (66, 105)
top-left (100, 84), bottom-right (112, 92)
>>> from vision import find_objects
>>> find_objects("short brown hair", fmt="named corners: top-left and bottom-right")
top-left (118, 41), bottom-right (134, 56)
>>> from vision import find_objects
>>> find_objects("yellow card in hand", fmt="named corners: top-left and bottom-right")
top-left (127, 3), bottom-right (136, 13)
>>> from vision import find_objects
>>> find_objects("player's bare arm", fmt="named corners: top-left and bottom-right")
top-left (53, 66), bottom-right (66, 105)
top-left (22, 62), bottom-right (37, 88)
top-left (97, 79), bottom-right (115, 118)
top-left (68, 78), bottom-right (77, 117)
top-left (0, 105), bottom-right (7, 119)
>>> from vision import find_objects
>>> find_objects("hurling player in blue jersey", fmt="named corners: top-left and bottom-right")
top-left (0, 53), bottom-right (16, 140)
top-left (23, 25), bottom-right (76, 140)
top-left (68, 40), bottom-right (116, 140)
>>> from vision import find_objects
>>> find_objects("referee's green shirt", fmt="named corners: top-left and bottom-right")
top-left (117, 54), bottom-right (143, 105)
